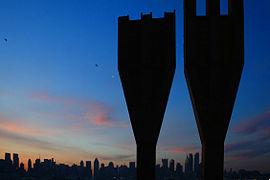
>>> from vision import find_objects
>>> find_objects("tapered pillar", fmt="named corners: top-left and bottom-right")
top-left (137, 143), bottom-right (156, 180)
top-left (184, 0), bottom-right (244, 179)
top-left (118, 12), bottom-right (176, 180)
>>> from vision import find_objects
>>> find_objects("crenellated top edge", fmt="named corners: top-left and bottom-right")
top-left (184, 0), bottom-right (243, 17)
top-left (118, 10), bottom-right (175, 22)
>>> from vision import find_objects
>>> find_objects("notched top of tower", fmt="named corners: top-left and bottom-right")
top-left (184, 0), bottom-right (243, 17)
top-left (118, 10), bottom-right (175, 22)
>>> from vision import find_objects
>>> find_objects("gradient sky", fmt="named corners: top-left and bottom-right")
top-left (0, 0), bottom-right (270, 173)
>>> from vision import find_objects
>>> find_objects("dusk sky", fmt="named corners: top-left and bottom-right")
top-left (0, 0), bottom-right (270, 173)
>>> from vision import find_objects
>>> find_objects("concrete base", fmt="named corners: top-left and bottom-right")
top-left (137, 143), bottom-right (156, 180)
top-left (202, 142), bottom-right (224, 180)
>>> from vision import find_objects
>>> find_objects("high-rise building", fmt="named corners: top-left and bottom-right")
top-left (80, 160), bottom-right (84, 167)
top-left (184, 156), bottom-right (189, 174)
top-left (108, 162), bottom-right (114, 168)
top-left (188, 153), bottom-right (193, 173)
top-left (184, 154), bottom-right (194, 174)
top-left (86, 161), bottom-right (91, 169)
top-left (169, 159), bottom-right (175, 172)
top-left (94, 158), bottom-right (99, 179)
top-left (129, 162), bottom-right (135, 169)
top-left (101, 163), bottom-right (105, 169)
top-left (4, 153), bottom-right (12, 167)
top-left (86, 161), bottom-right (92, 178)
top-left (43, 159), bottom-right (51, 168)
top-left (162, 159), bottom-right (168, 169)
top-left (194, 152), bottom-right (199, 176)
top-left (20, 162), bottom-right (24, 170)
top-left (13, 153), bottom-right (19, 169)
top-left (108, 162), bottom-right (115, 177)
top-left (5, 153), bottom-right (11, 162)
top-left (129, 161), bottom-right (136, 177)
top-left (51, 158), bottom-right (56, 166)
top-left (34, 158), bottom-right (41, 169)
top-left (28, 159), bottom-right (32, 172)
top-left (176, 163), bottom-right (183, 176)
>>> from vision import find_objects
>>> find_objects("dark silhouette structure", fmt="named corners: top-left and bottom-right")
top-left (184, 0), bottom-right (244, 179)
top-left (118, 12), bottom-right (176, 180)
top-left (2, 152), bottom-right (270, 180)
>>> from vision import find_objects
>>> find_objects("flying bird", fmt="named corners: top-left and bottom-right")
top-left (95, 64), bottom-right (99, 67)
top-left (4, 38), bottom-right (7, 42)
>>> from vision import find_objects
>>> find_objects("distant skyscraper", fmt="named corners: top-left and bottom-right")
top-left (13, 153), bottom-right (19, 169)
top-left (51, 158), bottom-right (55, 166)
top-left (188, 153), bottom-right (193, 173)
top-left (80, 160), bottom-right (84, 167)
top-left (86, 161), bottom-right (92, 178)
top-left (101, 163), bottom-right (105, 169)
top-left (94, 158), bottom-right (99, 179)
top-left (169, 159), bottom-right (175, 172)
top-left (34, 158), bottom-right (41, 169)
top-left (4, 153), bottom-right (12, 167)
top-left (194, 152), bottom-right (199, 176)
top-left (86, 161), bottom-right (91, 168)
top-left (176, 163), bottom-right (183, 176)
top-left (109, 162), bottom-right (114, 168)
top-left (184, 154), bottom-right (193, 174)
top-left (129, 161), bottom-right (136, 177)
top-left (20, 162), bottom-right (24, 170)
top-left (129, 162), bottom-right (135, 169)
top-left (184, 156), bottom-right (189, 174)
top-left (28, 159), bottom-right (32, 172)
top-left (5, 153), bottom-right (11, 162)
top-left (162, 159), bottom-right (168, 169)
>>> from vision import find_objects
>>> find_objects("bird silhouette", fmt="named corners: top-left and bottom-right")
top-left (4, 38), bottom-right (7, 42)
top-left (95, 64), bottom-right (99, 67)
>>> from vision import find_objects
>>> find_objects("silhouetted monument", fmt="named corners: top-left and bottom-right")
top-left (118, 12), bottom-right (176, 180)
top-left (184, 0), bottom-right (244, 179)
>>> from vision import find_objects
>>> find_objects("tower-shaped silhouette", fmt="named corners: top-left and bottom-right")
top-left (184, 0), bottom-right (244, 179)
top-left (118, 12), bottom-right (176, 180)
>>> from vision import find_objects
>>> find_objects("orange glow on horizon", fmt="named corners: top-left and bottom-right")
top-left (0, 121), bottom-right (53, 136)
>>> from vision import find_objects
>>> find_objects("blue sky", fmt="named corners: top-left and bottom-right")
top-left (0, 0), bottom-right (270, 172)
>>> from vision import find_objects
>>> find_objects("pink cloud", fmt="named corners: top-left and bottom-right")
top-left (31, 92), bottom-right (76, 105)
top-left (225, 139), bottom-right (253, 153)
top-left (233, 109), bottom-right (270, 135)
top-left (263, 128), bottom-right (270, 136)
top-left (168, 145), bottom-right (199, 154)
top-left (115, 145), bottom-right (135, 153)
top-left (30, 91), bottom-right (128, 128)
top-left (91, 114), bottom-right (112, 126)
top-left (225, 110), bottom-right (270, 160)
top-left (228, 146), bottom-right (270, 161)
top-left (0, 89), bottom-right (21, 97)
top-left (0, 120), bottom-right (53, 137)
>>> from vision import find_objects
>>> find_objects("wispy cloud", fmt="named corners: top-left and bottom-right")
top-left (227, 143), bottom-right (270, 161)
top-left (168, 145), bottom-right (200, 154)
top-left (0, 114), bottom-right (55, 136)
top-left (0, 128), bottom-right (60, 152)
top-left (233, 110), bottom-right (270, 136)
top-left (225, 139), bottom-right (253, 153)
top-left (100, 154), bottom-right (135, 161)
top-left (0, 121), bottom-right (53, 136)
top-left (225, 109), bottom-right (270, 160)
top-left (30, 91), bottom-right (128, 129)
top-left (114, 145), bottom-right (135, 153)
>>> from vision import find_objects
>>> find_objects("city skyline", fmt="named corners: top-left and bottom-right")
top-left (1, 0), bottom-right (270, 174)
top-left (1, 151), bottom-right (269, 180)
top-left (0, 151), bottom-right (197, 172)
